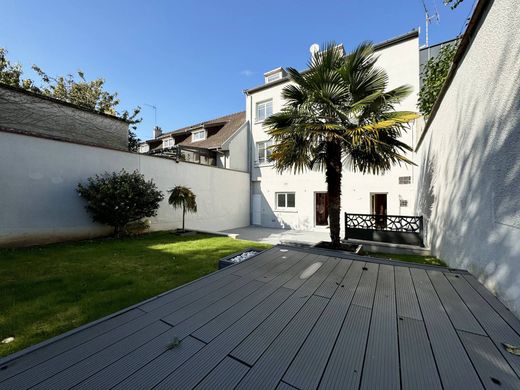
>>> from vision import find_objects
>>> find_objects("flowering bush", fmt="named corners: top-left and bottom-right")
top-left (77, 170), bottom-right (164, 236)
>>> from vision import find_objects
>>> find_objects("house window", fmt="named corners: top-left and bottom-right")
top-left (266, 73), bottom-right (282, 83)
top-left (139, 144), bottom-right (149, 153)
top-left (162, 138), bottom-right (174, 148)
top-left (399, 176), bottom-right (411, 184)
top-left (400, 199), bottom-right (408, 207)
top-left (256, 100), bottom-right (273, 122)
top-left (276, 192), bottom-right (295, 209)
top-left (256, 140), bottom-right (273, 165)
top-left (192, 130), bottom-right (206, 142)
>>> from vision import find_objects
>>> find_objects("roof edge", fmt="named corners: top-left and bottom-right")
top-left (0, 82), bottom-right (131, 123)
top-left (415, 0), bottom-right (491, 151)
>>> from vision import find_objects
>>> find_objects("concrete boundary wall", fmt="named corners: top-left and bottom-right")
top-left (415, 0), bottom-right (520, 315)
top-left (0, 130), bottom-right (250, 247)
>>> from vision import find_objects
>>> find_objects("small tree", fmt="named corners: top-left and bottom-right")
top-left (418, 43), bottom-right (458, 117)
top-left (77, 170), bottom-right (164, 236)
top-left (168, 186), bottom-right (197, 232)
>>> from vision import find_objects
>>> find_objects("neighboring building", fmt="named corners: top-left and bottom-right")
top-left (419, 37), bottom-right (460, 87)
top-left (139, 111), bottom-right (248, 172)
top-left (245, 30), bottom-right (420, 232)
top-left (0, 83), bottom-right (129, 150)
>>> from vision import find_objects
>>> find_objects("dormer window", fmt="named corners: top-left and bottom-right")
top-left (192, 129), bottom-right (206, 142)
top-left (162, 138), bottom-right (174, 148)
top-left (264, 67), bottom-right (286, 84)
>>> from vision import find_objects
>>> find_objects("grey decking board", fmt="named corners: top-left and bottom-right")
top-left (110, 336), bottom-right (205, 390)
top-left (160, 276), bottom-right (259, 326)
top-left (428, 270), bottom-right (486, 335)
top-left (235, 296), bottom-right (329, 390)
top-left (194, 356), bottom-right (249, 390)
top-left (277, 381), bottom-right (299, 390)
top-left (282, 261), bottom-right (364, 390)
top-left (32, 321), bottom-right (171, 390)
top-left (395, 266), bottom-right (423, 320)
top-left (398, 317), bottom-right (443, 390)
top-left (360, 264), bottom-right (400, 390)
top-left (0, 312), bottom-right (167, 390)
top-left (313, 258), bottom-right (352, 298)
top-left (282, 254), bottom-right (330, 290)
top-left (0, 308), bottom-right (144, 382)
top-left (73, 327), bottom-right (199, 390)
top-left (167, 280), bottom-right (265, 339)
top-left (464, 274), bottom-right (520, 337)
top-left (445, 273), bottom-right (520, 378)
top-left (253, 249), bottom-right (307, 282)
top-left (351, 262), bottom-right (378, 308)
top-left (230, 258), bottom-right (339, 366)
top-left (152, 287), bottom-right (295, 389)
top-left (318, 304), bottom-right (372, 390)
top-left (192, 253), bottom-right (320, 343)
top-left (410, 268), bottom-right (484, 390)
top-left (459, 330), bottom-right (520, 390)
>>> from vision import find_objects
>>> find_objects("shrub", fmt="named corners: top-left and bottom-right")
top-left (77, 170), bottom-right (164, 236)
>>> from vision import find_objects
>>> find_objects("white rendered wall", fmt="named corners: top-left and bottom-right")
top-left (0, 131), bottom-right (250, 247)
top-left (415, 0), bottom-right (520, 314)
top-left (224, 122), bottom-right (249, 172)
top-left (246, 36), bottom-right (420, 232)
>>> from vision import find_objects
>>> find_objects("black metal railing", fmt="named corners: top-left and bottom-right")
top-left (345, 212), bottom-right (424, 246)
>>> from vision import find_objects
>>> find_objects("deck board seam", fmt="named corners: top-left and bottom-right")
top-left (424, 269), bottom-right (486, 389)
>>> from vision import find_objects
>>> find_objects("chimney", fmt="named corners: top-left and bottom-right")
top-left (153, 126), bottom-right (162, 139)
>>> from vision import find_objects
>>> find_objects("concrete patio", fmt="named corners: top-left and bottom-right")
top-left (1, 245), bottom-right (520, 389)
top-left (221, 226), bottom-right (331, 246)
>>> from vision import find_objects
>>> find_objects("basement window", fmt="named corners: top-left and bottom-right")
top-left (399, 176), bottom-right (412, 185)
top-left (400, 199), bottom-right (408, 207)
top-left (276, 192), bottom-right (296, 210)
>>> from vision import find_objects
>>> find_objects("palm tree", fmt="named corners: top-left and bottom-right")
top-left (168, 186), bottom-right (197, 232)
top-left (264, 42), bottom-right (418, 248)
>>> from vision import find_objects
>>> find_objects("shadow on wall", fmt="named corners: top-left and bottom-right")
top-left (415, 11), bottom-right (520, 309)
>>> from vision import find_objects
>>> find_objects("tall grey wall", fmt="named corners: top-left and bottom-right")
top-left (0, 85), bottom-right (128, 150)
top-left (0, 131), bottom-right (250, 247)
top-left (415, 0), bottom-right (520, 314)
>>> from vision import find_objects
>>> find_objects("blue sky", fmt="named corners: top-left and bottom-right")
top-left (2, 0), bottom-right (476, 141)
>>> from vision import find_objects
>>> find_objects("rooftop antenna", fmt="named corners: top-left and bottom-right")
top-left (421, 0), bottom-right (440, 59)
top-left (144, 103), bottom-right (158, 127)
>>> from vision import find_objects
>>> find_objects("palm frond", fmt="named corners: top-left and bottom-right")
top-left (167, 186), bottom-right (197, 213)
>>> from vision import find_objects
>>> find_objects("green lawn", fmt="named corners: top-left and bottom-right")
top-left (367, 251), bottom-right (447, 267)
top-left (0, 232), bottom-right (271, 357)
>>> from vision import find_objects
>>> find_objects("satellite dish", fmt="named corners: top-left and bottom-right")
top-left (309, 43), bottom-right (320, 55)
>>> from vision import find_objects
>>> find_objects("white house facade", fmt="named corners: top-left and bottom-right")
top-left (245, 30), bottom-right (421, 233)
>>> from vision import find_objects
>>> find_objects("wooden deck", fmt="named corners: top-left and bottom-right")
top-left (1, 246), bottom-right (520, 389)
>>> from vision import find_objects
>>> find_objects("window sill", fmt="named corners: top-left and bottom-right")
top-left (275, 209), bottom-right (298, 213)
top-left (254, 162), bottom-right (274, 168)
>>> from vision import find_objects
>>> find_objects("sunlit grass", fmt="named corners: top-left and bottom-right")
top-left (367, 251), bottom-right (447, 267)
top-left (0, 232), bottom-right (271, 357)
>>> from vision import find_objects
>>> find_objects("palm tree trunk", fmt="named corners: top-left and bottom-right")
top-left (182, 205), bottom-right (186, 232)
top-left (326, 142), bottom-right (343, 248)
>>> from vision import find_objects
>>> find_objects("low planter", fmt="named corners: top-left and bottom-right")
top-left (218, 248), bottom-right (262, 269)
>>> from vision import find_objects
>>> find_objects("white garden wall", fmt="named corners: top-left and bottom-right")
top-left (415, 0), bottom-right (520, 314)
top-left (0, 131), bottom-right (250, 247)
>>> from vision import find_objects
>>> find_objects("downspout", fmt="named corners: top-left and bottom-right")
top-left (244, 89), bottom-right (254, 226)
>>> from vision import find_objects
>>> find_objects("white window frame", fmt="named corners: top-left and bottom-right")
top-left (399, 176), bottom-right (412, 185)
top-left (162, 138), bottom-right (174, 148)
top-left (192, 129), bottom-right (206, 142)
top-left (256, 139), bottom-right (273, 165)
top-left (276, 192), bottom-right (296, 210)
top-left (255, 99), bottom-right (273, 122)
top-left (139, 144), bottom-right (149, 153)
